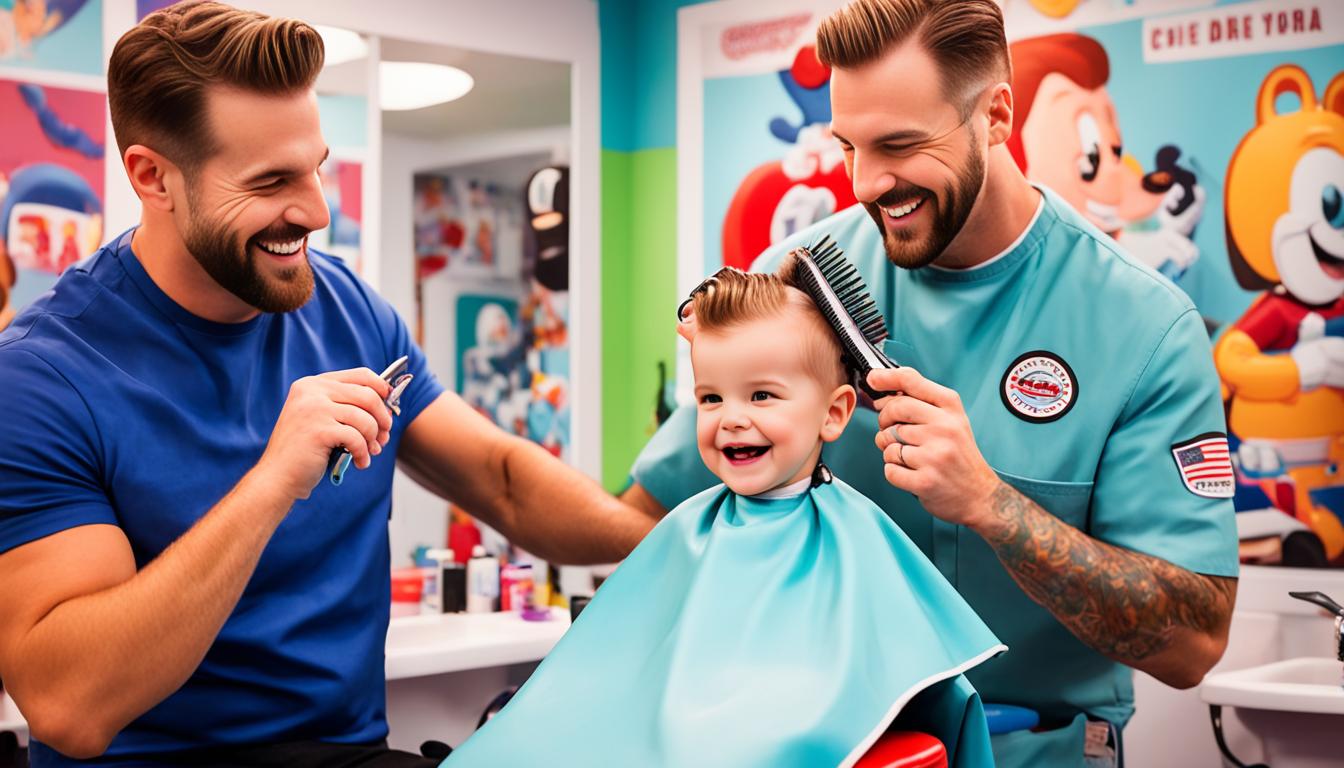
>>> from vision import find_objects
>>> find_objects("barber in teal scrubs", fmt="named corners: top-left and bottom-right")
top-left (623, 2), bottom-right (1239, 766)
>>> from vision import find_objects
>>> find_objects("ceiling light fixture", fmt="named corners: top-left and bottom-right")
top-left (313, 25), bottom-right (368, 67)
top-left (380, 62), bottom-right (475, 111)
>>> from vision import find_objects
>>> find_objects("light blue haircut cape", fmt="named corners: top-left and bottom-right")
top-left (444, 476), bottom-right (1006, 767)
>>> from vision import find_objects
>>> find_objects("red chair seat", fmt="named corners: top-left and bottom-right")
top-left (853, 730), bottom-right (948, 768)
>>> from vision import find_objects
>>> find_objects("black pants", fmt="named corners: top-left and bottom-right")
top-left (110, 740), bottom-right (441, 768)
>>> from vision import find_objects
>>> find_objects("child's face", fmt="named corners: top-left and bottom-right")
top-left (691, 311), bottom-right (854, 496)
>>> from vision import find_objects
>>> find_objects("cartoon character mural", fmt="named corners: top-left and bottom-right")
top-left (0, 0), bottom-right (90, 59)
top-left (0, 81), bottom-right (103, 331)
top-left (459, 298), bottom-right (531, 438)
top-left (1214, 65), bottom-right (1344, 562)
top-left (1008, 33), bottom-right (1204, 280)
top-left (723, 44), bottom-right (857, 271)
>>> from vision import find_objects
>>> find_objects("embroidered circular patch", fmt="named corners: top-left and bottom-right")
top-left (1000, 351), bottom-right (1077, 423)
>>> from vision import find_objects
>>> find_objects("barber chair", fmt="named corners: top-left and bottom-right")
top-left (855, 731), bottom-right (947, 768)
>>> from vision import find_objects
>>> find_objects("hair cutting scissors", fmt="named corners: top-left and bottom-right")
top-left (326, 355), bottom-right (413, 486)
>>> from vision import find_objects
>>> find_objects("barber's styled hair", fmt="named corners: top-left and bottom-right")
top-left (816, 0), bottom-right (1010, 112)
top-left (690, 260), bottom-right (847, 387)
top-left (107, 0), bottom-right (325, 171)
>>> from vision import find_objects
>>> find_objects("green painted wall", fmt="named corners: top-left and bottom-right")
top-left (601, 148), bottom-right (678, 490)
top-left (598, 0), bottom-right (710, 491)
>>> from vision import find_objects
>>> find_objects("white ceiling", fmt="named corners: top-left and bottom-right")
top-left (315, 36), bottom-right (570, 140)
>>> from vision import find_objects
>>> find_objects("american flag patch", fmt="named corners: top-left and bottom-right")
top-left (1170, 433), bottom-right (1235, 498)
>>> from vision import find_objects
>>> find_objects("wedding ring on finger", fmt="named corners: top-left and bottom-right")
top-left (898, 442), bottom-right (907, 467)
top-left (889, 423), bottom-right (910, 446)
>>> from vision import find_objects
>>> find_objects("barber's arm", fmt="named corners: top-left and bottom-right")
top-left (969, 482), bottom-right (1234, 689)
top-left (0, 366), bottom-right (393, 757)
top-left (870, 365), bottom-right (1236, 689)
top-left (398, 391), bottom-right (656, 564)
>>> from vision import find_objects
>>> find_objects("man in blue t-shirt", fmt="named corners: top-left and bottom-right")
top-left (624, 2), bottom-right (1239, 766)
top-left (0, 4), bottom-right (654, 766)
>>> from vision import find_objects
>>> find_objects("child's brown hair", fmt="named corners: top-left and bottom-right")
top-left (689, 256), bottom-right (847, 388)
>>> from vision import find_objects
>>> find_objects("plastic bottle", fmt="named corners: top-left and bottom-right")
top-left (422, 549), bottom-right (456, 613)
top-left (466, 545), bottom-right (500, 613)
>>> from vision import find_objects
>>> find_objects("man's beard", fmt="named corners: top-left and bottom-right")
top-left (863, 137), bottom-right (985, 270)
top-left (183, 204), bottom-right (314, 314)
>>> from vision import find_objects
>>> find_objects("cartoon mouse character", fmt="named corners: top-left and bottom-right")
top-left (1008, 33), bottom-right (1204, 279)
top-left (1215, 64), bottom-right (1344, 560)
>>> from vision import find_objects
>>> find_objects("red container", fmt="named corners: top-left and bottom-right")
top-left (391, 567), bottom-right (424, 603)
top-left (448, 521), bottom-right (482, 564)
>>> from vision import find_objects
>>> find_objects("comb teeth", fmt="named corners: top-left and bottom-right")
top-left (803, 236), bottom-right (888, 347)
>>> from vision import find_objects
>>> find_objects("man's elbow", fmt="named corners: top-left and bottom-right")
top-left (1154, 632), bottom-right (1229, 689)
top-left (24, 697), bottom-right (118, 759)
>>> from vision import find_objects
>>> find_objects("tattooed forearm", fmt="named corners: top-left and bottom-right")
top-left (974, 483), bottom-right (1236, 674)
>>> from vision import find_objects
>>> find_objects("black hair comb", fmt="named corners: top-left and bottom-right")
top-left (790, 235), bottom-right (898, 398)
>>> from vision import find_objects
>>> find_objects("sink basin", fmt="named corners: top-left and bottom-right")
top-left (1201, 657), bottom-right (1344, 715)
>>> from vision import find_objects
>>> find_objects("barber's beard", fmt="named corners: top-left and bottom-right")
top-left (864, 139), bottom-right (986, 270)
top-left (183, 202), bottom-right (314, 314)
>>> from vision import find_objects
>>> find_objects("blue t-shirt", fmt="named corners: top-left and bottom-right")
top-left (0, 230), bottom-right (444, 765)
top-left (633, 189), bottom-right (1238, 766)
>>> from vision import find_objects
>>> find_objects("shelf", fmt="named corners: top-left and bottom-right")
top-left (385, 608), bottom-right (571, 681)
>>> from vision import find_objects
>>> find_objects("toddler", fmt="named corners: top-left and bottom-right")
top-left (445, 260), bottom-right (1004, 768)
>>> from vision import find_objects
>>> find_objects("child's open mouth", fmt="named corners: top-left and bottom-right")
top-left (722, 444), bottom-right (770, 466)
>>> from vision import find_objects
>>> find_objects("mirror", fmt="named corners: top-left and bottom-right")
top-left (311, 32), bottom-right (575, 569)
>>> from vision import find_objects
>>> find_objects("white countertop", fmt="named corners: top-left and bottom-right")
top-left (0, 608), bottom-right (572, 736)
top-left (385, 608), bottom-right (570, 680)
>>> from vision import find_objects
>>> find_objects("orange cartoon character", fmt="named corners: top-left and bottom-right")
top-left (1008, 34), bottom-right (1205, 279)
top-left (1215, 65), bottom-right (1344, 560)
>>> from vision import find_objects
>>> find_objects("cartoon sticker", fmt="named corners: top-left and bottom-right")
top-left (1001, 350), bottom-right (1077, 423)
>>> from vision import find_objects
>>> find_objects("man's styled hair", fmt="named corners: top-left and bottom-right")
top-left (690, 262), bottom-right (848, 388)
top-left (815, 0), bottom-right (1010, 114)
top-left (107, 0), bottom-right (325, 172)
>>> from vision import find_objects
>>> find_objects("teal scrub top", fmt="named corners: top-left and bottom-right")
top-left (632, 187), bottom-right (1239, 763)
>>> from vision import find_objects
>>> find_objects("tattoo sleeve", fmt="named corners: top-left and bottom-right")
top-left (976, 483), bottom-right (1236, 665)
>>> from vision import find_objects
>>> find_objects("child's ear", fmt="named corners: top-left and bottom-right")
top-left (820, 383), bottom-right (857, 443)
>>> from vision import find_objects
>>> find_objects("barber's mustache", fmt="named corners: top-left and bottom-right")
top-left (869, 186), bottom-right (934, 209)
top-left (248, 224), bottom-right (311, 243)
